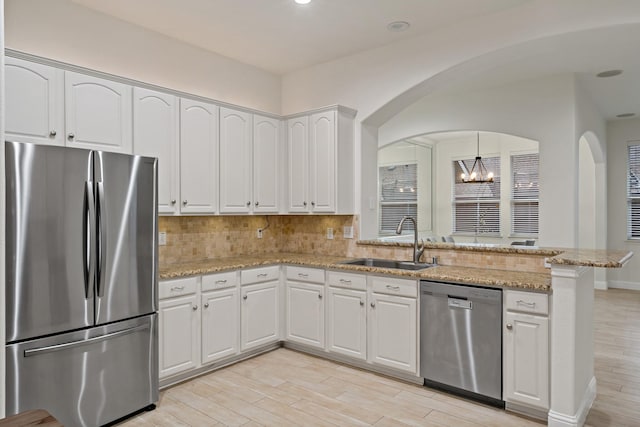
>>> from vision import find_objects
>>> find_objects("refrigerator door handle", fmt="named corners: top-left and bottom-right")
top-left (96, 181), bottom-right (107, 297)
top-left (23, 324), bottom-right (149, 357)
top-left (83, 180), bottom-right (96, 299)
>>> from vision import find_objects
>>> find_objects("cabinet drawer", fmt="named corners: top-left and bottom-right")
top-left (505, 290), bottom-right (548, 315)
top-left (202, 271), bottom-right (238, 291)
top-left (159, 277), bottom-right (198, 300)
top-left (327, 271), bottom-right (366, 291)
top-left (241, 265), bottom-right (280, 285)
top-left (286, 266), bottom-right (325, 284)
top-left (370, 276), bottom-right (417, 298)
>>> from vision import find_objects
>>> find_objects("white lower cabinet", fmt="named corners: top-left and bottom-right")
top-left (158, 292), bottom-right (200, 379)
top-left (286, 281), bottom-right (324, 348)
top-left (201, 287), bottom-right (239, 364)
top-left (241, 280), bottom-right (280, 351)
top-left (368, 292), bottom-right (417, 373)
top-left (327, 287), bottom-right (366, 360)
top-left (503, 290), bottom-right (549, 410)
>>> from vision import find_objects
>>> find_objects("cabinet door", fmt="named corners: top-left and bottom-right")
top-left (286, 281), bottom-right (324, 348)
top-left (201, 288), bottom-right (239, 364)
top-left (241, 281), bottom-right (279, 351)
top-left (253, 115), bottom-right (281, 213)
top-left (158, 294), bottom-right (200, 379)
top-left (219, 107), bottom-right (253, 213)
top-left (287, 117), bottom-right (309, 212)
top-left (133, 87), bottom-right (179, 215)
top-left (368, 293), bottom-right (417, 373)
top-left (65, 71), bottom-right (132, 153)
top-left (327, 287), bottom-right (366, 360)
top-left (5, 57), bottom-right (64, 146)
top-left (309, 111), bottom-right (336, 213)
top-left (504, 312), bottom-right (549, 409)
top-left (179, 98), bottom-right (218, 214)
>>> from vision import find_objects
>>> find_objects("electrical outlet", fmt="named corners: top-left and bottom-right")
top-left (158, 232), bottom-right (167, 246)
top-left (257, 229), bottom-right (263, 239)
top-left (343, 226), bottom-right (354, 239)
top-left (327, 228), bottom-right (334, 240)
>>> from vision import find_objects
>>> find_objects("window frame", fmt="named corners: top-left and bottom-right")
top-left (510, 152), bottom-right (539, 238)
top-left (378, 162), bottom-right (418, 235)
top-left (627, 142), bottom-right (640, 239)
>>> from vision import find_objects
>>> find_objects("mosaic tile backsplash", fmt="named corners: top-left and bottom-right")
top-left (159, 215), bottom-right (549, 274)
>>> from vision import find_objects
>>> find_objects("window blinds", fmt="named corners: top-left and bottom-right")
top-left (379, 164), bottom-right (418, 233)
top-left (511, 153), bottom-right (539, 236)
top-left (452, 157), bottom-right (500, 234)
top-left (628, 144), bottom-right (640, 238)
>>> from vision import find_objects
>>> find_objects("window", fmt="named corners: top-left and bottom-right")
top-left (627, 144), bottom-right (640, 238)
top-left (379, 164), bottom-right (417, 233)
top-left (452, 157), bottom-right (500, 235)
top-left (511, 153), bottom-right (539, 236)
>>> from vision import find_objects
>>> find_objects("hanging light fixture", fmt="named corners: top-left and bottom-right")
top-left (461, 132), bottom-right (494, 183)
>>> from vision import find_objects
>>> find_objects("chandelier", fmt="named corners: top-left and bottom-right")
top-left (460, 132), bottom-right (494, 183)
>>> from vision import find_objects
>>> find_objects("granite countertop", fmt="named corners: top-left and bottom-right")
top-left (160, 252), bottom-right (552, 292)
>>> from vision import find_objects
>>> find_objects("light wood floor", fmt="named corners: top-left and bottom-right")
top-left (122, 289), bottom-right (640, 427)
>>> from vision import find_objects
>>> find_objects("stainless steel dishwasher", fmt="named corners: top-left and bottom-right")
top-left (420, 281), bottom-right (503, 407)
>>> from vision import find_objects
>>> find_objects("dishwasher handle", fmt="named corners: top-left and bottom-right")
top-left (448, 298), bottom-right (473, 310)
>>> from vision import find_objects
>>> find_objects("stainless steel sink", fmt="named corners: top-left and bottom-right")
top-left (339, 258), bottom-right (435, 271)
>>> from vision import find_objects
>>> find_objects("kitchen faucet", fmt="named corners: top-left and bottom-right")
top-left (395, 216), bottom-right (425, 264)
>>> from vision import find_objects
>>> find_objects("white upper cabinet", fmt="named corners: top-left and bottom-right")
top-left (133, 88), bottom-right (179, 215)
top-left (286, 107), bottom-right (355, 214)
top-left (180, 98), bottom-right (219, 214)
top-left (5, 57), bottom-right (64, 146)
top-left (253, 115), bottom-right (281, 213)
top-left (65, 71), bottom-right (132, 153)
top-left (219, 107), bottom-right (253, 213)
top-left (287, 116), bottom-right (310, 212)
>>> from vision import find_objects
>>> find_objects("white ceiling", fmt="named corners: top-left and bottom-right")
top-left (70, 0), bottom-right (640, 120)
top-left (71, 0), bottom-right (529, 75)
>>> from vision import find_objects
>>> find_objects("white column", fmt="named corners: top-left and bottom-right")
top-left (548, 265), bottom-right (596, 427)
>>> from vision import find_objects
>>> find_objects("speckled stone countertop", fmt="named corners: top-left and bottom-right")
top-left (357, 240), bottom-right (633, 268)
top-left (160, 252), bottom-right (552, 292)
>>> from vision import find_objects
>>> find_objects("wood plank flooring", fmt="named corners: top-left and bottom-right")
top-left (122, 289), bottom-right (640, 426)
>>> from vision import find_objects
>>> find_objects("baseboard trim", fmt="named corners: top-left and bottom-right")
top-left (608, 280), bottom-right (640, 291)
top-left (548, 376), bottom-right (596, 427)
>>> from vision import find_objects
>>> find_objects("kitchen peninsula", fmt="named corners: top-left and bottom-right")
top-left (159, 236), bottom-right (632, 427)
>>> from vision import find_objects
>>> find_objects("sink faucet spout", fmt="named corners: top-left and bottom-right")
top-left (396, 216), bottom-right (424, 263)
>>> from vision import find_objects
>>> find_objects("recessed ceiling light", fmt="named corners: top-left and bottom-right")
top-left (387, 21), bottom-right (410, 32)
top-left (294, 0), bottom-right (311, 4)
top-left (616, 113), bottom-right (635, 118)
top-left (596, 69), bottom-right (623, 78)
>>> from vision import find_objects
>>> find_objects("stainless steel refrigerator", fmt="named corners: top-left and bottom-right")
top-left (5, 141), bottom-right (159, 426)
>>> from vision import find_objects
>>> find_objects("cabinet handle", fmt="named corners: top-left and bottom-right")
top-left (182, 200), bottom-right (188, 206)
top-left (243, 295), bottom-right (248, 300)
top-left (257, 273), bottom-right (268, 277)
top-left (339, 279), bottom-right (352, 284)
top-left (247, 201), bottom-right (251, 207)
top-left (516, 300), bottom-right (536, 308)
top-left (506, 323), bottom-right (513, 330)
top-left (370, 302), bottom-right (376, 308)
top-left (318, 294), bottom-right (323, 300)
top-left (204, 303), bottom-right (209, 308)
top-left (67, 133), bottom-right (75, 140)
top-left (192, 305), bottom-right (198, 311)
top-left (170, 286), bottom-right (184, 291)
top-left (298, 273), bottom-right (309, 278)
top-left (215, 279), bottom-right (227, 284)
top-left (385, 285), bottom-right (400, 291)
top-left (49, 130), bottom-right (57, 137)
top-left (255, 201), bottom-right (259, 207)
top-left (171, 199), bottom-right (176, 205)
top-left (303, 201), bottom-right (307, 207)
top-left (311, 201), bottom-right (315, 207)
top-left (360, 300), bottom-right (365, 306)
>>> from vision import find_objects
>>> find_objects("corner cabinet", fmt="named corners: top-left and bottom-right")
top-left (133, 87), bottom-right (180, 215)
top-left (286, 106), bottom-right (356, 214)
top-left (179, 98), bottom-right (219, 214)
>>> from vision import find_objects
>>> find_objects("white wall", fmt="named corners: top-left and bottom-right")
top-left (365, 75), bottom-right (577, 246)
top-left (607, 118), bottom-right (640, 290)
top-left (5, 0), bottom-right (281, 114)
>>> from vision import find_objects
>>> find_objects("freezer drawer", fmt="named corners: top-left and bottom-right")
top-left (6, 315), bottom-right (158, 427)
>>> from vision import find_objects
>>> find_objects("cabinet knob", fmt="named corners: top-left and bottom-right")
top-left (360, 300), bottom-right (364, 306)
top-left (171, 199), bottom-right (176, 205)
top-left (370, 302), bottom-right (376, 308)
top-left (204, 303), bottom-right (209, 308)
top-left (49, 130), bottom-right (57, 137)
top-left (243, 295), bottom-right (248, 300)
top-left (506, 323), bottom-right (513, 330)
top-left (311, 201), bottom-right (315, 207)
top-left (318, 294), bottom-right (323, 300)
top-left (67, 133), bottom-right (75, 140)
top-left (303, 201), bottom-right (307, 207)
top-left (255, 201), bottom-right (259, 207)
top-left (247, 201), bottom-right (251, 207)
top-left (192, 305), bottom-right (198, 311)
top-left (182, 200), bottom-right (188, 206)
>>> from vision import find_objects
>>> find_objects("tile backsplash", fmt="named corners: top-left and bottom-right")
top-left (158, 215), bottom-right (548, 274)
